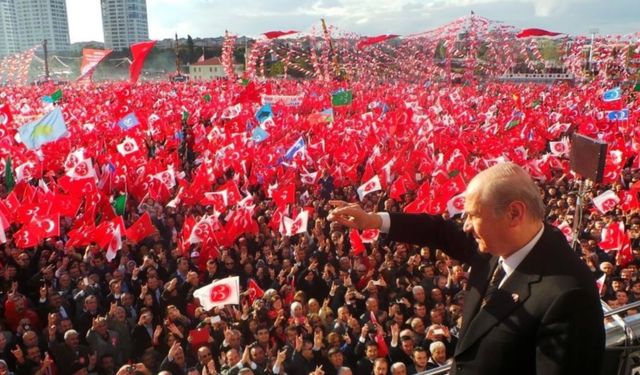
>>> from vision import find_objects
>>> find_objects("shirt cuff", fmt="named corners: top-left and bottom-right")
top-left (378, 212), bottom-right (391, 233)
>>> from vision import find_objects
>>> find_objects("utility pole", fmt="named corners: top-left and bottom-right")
top-left (588, 28), bottom-right (598, 73)
top-left (43, 39), bottom-right (50, 80)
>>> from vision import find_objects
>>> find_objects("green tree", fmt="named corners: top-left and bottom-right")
top-left (187, 35), bottom-right (195, 64)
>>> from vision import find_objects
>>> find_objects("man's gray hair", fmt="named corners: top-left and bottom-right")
top-left (467, 162), bottom-right (545, 220)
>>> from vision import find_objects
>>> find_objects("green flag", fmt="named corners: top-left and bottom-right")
top-left (112, 195), bottom-right (126, 216)
top-left (182, 110), bottom-right (189, 122)
top-left (241, 79), bottom-right (250, 86)
top-left (331, 90), bottom-right (353, 107)
top-left (634, 82), bottom-right (640, 92)
top-left (203, 93), bottom-right (212, 102)
top-left (505, 119), bottom-right (520, 131)
top-left (51, 89), bottom-right (63, 103)
top-left (4, 157), bottom-right (14, 192)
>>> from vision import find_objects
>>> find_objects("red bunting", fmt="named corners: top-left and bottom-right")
top-left (263, 30), bottom-right (298, 39)
top-left (356, 34), bottom-right (399, 49)
top-left (516, 28), bottom-right (562, 38)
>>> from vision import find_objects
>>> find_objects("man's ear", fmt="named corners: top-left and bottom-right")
top-left (507, 201), bottom-right (526, 225)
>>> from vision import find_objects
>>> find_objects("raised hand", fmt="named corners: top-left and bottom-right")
top-left (328, 200), bottom-right (381, 230)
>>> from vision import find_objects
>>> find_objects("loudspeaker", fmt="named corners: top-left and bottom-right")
top-left (570, 133), bottom-right (607, 183)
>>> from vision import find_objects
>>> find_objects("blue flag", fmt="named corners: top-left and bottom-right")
top-left (284, 137), bottom-right (305, 160)
top-left (252, 127), bottom-right (269, 143)
top-left (17, 107), bottom-right (68, 149)
top-left (602, 87), bottom-right (621, 102)
top-left (117, 112), bottom-right (140, 131)
top-left (255, 104), bottom-right (273, 124)
top-left (606, 109), bottom-right (629, 121)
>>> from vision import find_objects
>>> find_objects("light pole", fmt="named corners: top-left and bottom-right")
top-left (588, 28), bottom-right (598, 72)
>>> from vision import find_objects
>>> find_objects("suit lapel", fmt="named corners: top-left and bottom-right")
top-left (457, 255), bottom-right (496, 341)
top-left (455, 228), bottom-right (551, 357)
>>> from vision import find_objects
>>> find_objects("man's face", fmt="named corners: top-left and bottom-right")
top-left (329, 352), bottom-right (343, 367)
top-left (463, 192), bottom-right (510, 255)
top-left (26, 346), bottom-right (41, 362)
top-left (66, 333), bottom-right (80, 348)
top-left (256, 329), bottom-right (270, 344)
top-left (413, 350), bottom-right (428, 368)
top-left (432, 346), bottom-right (447, 363)
top-left (302, 342), bottom-right (314, 360)
top-left (373, 361), bottom-right (388, 375)
top-left (365, 345), bottom-right (378, 360)
top-left (198, 348), bottom-right (212, 364)
top-left (401, 339), bottom-right (414, 354)
top-left (250, 346), bottom-right (266, 365)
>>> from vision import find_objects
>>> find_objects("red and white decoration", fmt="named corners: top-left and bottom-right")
top-left (194, 276), bottom-right (240, 310)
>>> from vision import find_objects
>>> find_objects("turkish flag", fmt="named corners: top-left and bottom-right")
top-left (29, 214), bottom-right (60, 239)
top-left (0, 103), bottom-right (13, 127)
top-left (218, 180), bottom-right (243, 207)
top-left (349, 229), bottom-right (366, 256)
top-left (67, 224), bottom-right (96, 248)
top-left (272, 183), bottom-right (295, 208)
top-left (599, 221), bottom-right (625, 252)
top-left (246, 278), bottom-right (264, 304)
top-left (201, 191), bottom-right (229, 212)
top-left (129, 41), bottom-right (157, 83)
top-left (125, 212), bottom-right (156, 244)
top-left (193, 276), bottom-right (240, 311)
top-left (282, 210), bottom-right (308, 237)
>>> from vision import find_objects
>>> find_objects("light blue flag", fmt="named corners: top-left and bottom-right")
top-left (606, 109), bottom-right (629, 121)
top-left (117, 112), bottom-right (140, 131)
top-left (18, 107), bottom-right (68, 150)
top-left (284, 136), bottom-right (305, 160)
top-left (602, 87), bottom-right (621, 102)
top-left (255, 104), bottom-right (273, 124)
top-left (252, 127), bottom-right (269, 143)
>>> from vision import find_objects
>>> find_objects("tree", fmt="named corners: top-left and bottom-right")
top-left (187, 35), bottom-right (195, 64)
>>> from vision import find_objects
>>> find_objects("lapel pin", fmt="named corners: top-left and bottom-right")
top-left (511, 293), bottom-right (519, 303)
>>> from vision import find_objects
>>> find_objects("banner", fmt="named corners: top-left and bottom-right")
top-left (77, 48), bottom-right (113, 82)
top-left (261, 94), bottom-right (305, 107)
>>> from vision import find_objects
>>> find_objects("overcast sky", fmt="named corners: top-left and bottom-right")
top-left (66, 0), bottom-right (640, 43)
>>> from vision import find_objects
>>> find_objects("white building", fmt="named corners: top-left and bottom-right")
top-left (101, 0), bottom-right (149, 51)
top-left (189, 57), bottom-right (244, 80)
top-left (15, 0), bottom-right (70, 52)
top-left (0, 0), bottom-right (18, 56)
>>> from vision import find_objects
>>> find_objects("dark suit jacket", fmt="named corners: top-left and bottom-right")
top-left (388, 213), bottom-right (605, 375)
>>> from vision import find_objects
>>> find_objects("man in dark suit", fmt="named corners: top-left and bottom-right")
top-left (329, 162), bottom-right (605, 375)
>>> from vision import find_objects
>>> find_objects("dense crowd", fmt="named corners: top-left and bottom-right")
top-left (0, 159), bottom-right (637, 375)
top-left (0, 72), bottom-right (637, 375)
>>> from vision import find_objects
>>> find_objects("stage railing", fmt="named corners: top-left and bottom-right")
top-left (413, 301), bottom-right (640, 375)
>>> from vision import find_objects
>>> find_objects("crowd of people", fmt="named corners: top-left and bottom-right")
top-left (0, 159), bottom-right (636, 375)
top-left (0, 73), bottom-right (637, 375)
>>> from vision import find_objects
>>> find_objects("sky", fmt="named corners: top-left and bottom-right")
top-left (66, 0), bottom-right (640, 43)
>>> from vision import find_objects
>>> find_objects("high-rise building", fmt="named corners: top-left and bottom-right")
top-left (101, 0), bottom-right (149, 51)
top-left (14, 0), bottom-right (70, 52)
top-left (0, 0), bottom-right (18, 56)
